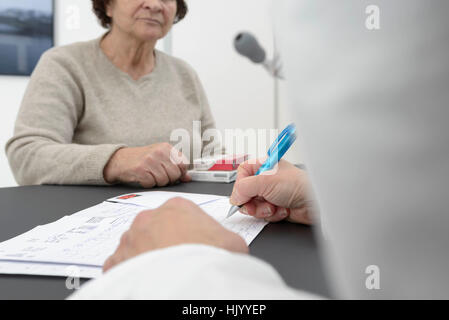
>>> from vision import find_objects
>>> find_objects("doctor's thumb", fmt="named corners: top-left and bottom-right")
top-left (230, 175), bottom-right (267, 206)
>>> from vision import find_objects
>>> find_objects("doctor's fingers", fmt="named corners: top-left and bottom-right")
top-left (265, 207), bottom-right (290, 223)
top-left (235, 159), bottom-right (266, 182)
top-left (231, 174), bottom-right (271, 206)
top-left (103, 244), bottom-right (127, 273)
top-left (241, 198), bottom-right (277, 220)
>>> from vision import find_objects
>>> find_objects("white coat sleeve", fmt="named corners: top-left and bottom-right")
top-left (68, 244), bottom-right (320, 300)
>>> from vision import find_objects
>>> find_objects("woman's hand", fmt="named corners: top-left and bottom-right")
top-left (103, 143), bottom-right (191, 188)
top-left (230, 159), bottom-right (316, 225)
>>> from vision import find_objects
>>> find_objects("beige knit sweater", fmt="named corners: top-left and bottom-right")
top-left (5, 36), bottom-right (221, 186)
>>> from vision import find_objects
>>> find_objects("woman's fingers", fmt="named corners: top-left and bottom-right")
top-left (169, 148), bottom-right (190, 176)
top-left (105, 144), bottom-right (194, 188)
top-left (142, 159), bottom-right (189, 187)
top-left (180, 172), bottom-right (192, 182)
top-left (161, 162), bottom-right (182, 185)
top-left (175, 153), bottom-right (192, 183)
top-left (147, 164), bottom-right (170, 187)
top-left (139, 174), bottom-right (156, 188)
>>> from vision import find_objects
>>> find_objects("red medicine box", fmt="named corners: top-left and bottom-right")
top-left (193, 154), bottom-right (249, 171)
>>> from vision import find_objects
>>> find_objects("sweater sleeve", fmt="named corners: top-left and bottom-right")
top-left (68, 244), bottom-right (318, 300)
top-left (5, 50), bottom-right (126, 186)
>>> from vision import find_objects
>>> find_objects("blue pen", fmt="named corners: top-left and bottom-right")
top-left (227, 123), bottom-right (297, 218)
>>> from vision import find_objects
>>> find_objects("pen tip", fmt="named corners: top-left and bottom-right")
top-left (227, 205), bottom-right (240, 218)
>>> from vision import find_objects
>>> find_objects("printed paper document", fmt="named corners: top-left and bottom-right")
top-left (0, 192), bottom-right (267, 278)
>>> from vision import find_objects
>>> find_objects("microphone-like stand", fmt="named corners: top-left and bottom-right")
top-left (234, 32), bottom-right (284, 130)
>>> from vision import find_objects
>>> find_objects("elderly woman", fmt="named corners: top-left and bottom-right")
top-left (6, 0), bottom-right (221, 188)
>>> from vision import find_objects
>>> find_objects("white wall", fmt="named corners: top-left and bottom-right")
top-left (172, 0), bottom-right (275, 159)
top-left (173, 0), bottom-right (275, 131)
top-left (278, 81), bottom-right (304, 165)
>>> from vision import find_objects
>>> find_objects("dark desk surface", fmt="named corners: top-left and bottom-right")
top-left (0, 182), bottom-right (331, 299)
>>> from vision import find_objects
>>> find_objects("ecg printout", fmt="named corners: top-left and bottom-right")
top-left (0, 192), bottom-right (268, 278)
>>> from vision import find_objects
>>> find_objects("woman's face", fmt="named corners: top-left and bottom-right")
top-left (107, 0), bottom-right (177, 41)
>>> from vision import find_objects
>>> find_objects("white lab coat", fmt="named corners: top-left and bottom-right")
top-left (69, 244), bottom-right (318, 300)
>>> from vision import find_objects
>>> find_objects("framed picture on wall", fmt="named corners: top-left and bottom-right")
top-left (0, 0), bottom-right (54, 76)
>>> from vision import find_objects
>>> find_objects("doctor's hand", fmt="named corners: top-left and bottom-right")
top-left (103, 198), bottom-right (248, 273)
top-left (103, 143), bottom-right (191, 188)
top-left (230, 159), bottom-right (316, 225)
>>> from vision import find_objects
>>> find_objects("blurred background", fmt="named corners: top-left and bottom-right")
top-left (0, 0), bottom-right (302, 188)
